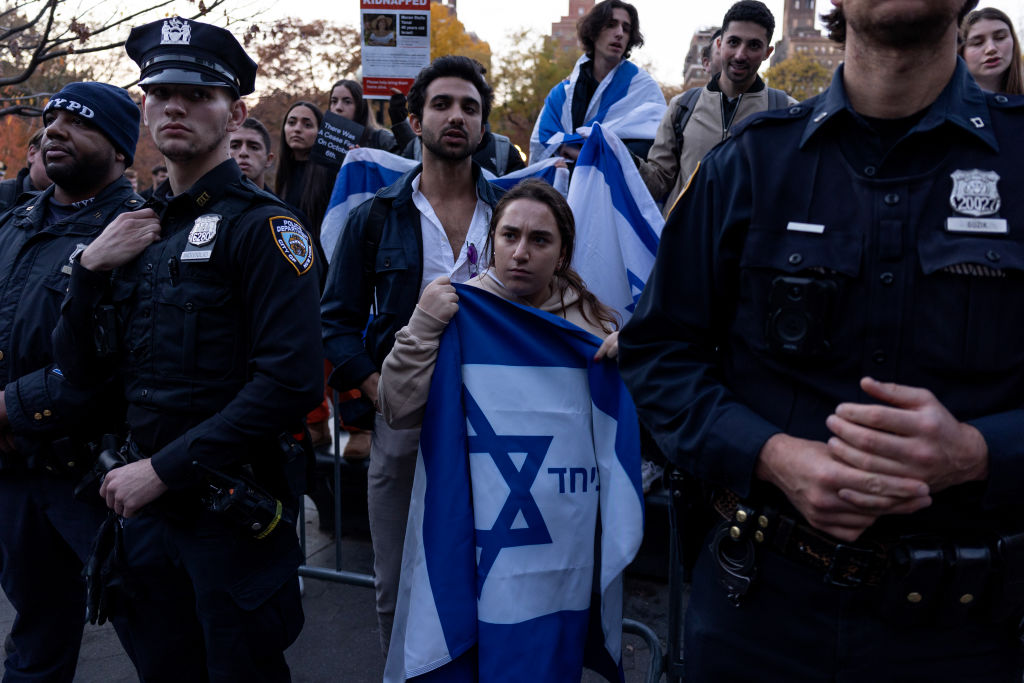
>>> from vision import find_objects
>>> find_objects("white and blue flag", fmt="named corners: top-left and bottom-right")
top-left (529, 55), bottom-right (665, 163)
top-left (568, 123), bottom-right (665, 322)
top-left (384, 285), bottom-right (644, 683)
top-left (319, 148), bottom-right (570, 262)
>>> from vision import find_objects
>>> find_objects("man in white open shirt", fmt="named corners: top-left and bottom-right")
top-left (321, 55), bottom-right (505, 654)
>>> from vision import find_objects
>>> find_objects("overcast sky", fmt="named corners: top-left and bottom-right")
top-left (180, 0), bottom-right (1024, 84)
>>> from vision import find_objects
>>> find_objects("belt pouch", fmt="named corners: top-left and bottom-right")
top-left (939, 541), bottom-right (991, 623)
top-left (991, 532), bottom-right (1024, 624)
top-left (882, 536), bottom-right (945, 624)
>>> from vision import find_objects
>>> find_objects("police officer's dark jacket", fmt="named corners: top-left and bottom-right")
top-left (54, 160), bottom-right (323, 495)
top-left (321, 163), bottom-right (503, 393)
top-left (620, 58), bottom-right (1024, 537)
top-left (0, 167), bottom-right (37, 214)
top-left (0, 177), bottom-right (140, 469)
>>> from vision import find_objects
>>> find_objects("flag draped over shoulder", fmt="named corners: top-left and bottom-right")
top-left (529, 55), bottom-right (665, 163)
top-left (319, 148), bottom-right (415, 262)
top-left (568, 122), bottom-right (665, 323)
top-left (384, 285), bottom-right (644, 683)
top-left (319, 148), bottom-right (570, 262)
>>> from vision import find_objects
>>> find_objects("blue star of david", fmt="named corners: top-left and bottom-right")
top-left (625, 269), bottom-right (645, 313)
top-left (465, 389), bottom-right (554, 598)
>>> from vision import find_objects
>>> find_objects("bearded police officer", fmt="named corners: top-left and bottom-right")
top-left (52, 18), bottom-right (322, 682)
top-left (0, 81), bottom-right (140, 683)
top-left (620, 0), bottom-right (1024, 679)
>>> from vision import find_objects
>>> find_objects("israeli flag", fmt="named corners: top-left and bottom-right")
top-left (319, 148), bottom-right (414, 261)
top-left (385, 285), bottom-right (644, 683)
top-left (319, 148), bottom-right (570, 262)
top-left (529, 55), bottom-right (665, 163)
top-left (568, 123), bottom-right (665, 323)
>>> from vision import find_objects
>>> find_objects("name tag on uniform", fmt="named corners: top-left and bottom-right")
top-left (181, 214), bottom-right (221, 262)
top-left (786, 222), bottom-right (826, 234)
top-left (945, 217), bottom-right (1008, 234)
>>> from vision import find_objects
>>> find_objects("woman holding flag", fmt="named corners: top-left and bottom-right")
top-left (378, 178), bottom-right (642, 682)
top-left (379, 178), bottom-right (619, 430)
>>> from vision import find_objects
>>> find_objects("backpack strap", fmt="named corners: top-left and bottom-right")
top-left (492, 133), bottom-right (512, 176)
top-left (766, 87), bottom-right (791, 110)
top-left (671, 88), bottom-right (704, 161)
top-left (361, 195), bottom-right (391, 315)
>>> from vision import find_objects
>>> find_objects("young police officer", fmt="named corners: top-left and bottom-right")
top-left (621, 0), bottom-right (1024, 679)
top-left (0, 81), bottom-right (140, 683)
top-left (53, 18), bottom-right (323, 682)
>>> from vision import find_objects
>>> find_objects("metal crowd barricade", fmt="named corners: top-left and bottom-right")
top-left (664, 500), bottom-right (687, 682)
top-left (297, 393), bottom-right (374, 588)
top-left (296, 395), bottom-right (667, 681)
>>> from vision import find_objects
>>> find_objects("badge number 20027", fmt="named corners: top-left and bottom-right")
top-left (947, 169), bottom-right (1007, 234)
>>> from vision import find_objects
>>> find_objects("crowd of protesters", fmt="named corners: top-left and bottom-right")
top-left (0, 0), bottom-right (1023, 680)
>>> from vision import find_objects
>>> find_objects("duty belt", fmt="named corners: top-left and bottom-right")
top-left (713, 489), bottom-right (889, 588)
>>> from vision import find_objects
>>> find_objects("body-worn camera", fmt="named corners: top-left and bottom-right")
top-left (765, 275), bottom-right (837, 358)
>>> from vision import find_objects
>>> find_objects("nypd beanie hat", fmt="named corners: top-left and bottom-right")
top-left (43, 82), bottom-right (141, 166)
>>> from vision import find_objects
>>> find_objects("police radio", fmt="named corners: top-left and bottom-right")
top-left (194, 462), bottom-right (293, 540)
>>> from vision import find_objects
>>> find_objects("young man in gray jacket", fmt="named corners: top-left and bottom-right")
top-left (637, 0), bottom-right (795, 217)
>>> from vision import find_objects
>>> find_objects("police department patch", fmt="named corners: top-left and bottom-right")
top-left (270, 216), bottom-right (313, 275)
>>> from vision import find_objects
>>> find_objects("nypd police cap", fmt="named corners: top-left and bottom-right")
top-left (125, 17), bottom-right (257, 96)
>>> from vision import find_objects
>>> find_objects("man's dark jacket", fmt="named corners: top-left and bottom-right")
top-left (321, 164), bottom-right (503, 392)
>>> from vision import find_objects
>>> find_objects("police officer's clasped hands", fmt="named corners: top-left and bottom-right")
top-left (761, 375), bottom-right (992, 544)
top-left (826, 377), bottom-right (989, 505)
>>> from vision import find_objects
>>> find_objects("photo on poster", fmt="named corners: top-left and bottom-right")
top-left (364, 13), bottom-right (397, 47)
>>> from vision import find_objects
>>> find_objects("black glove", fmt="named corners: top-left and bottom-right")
top-left (388, 90), bottom-right (409, 126)
top-left (83, 511), bottom-right (130, 625)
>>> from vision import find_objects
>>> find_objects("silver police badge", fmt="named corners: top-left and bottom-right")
top-left (949, 169), bottom-right (1001, 217)
top-left (188, 214), bottom-right (221, 247)
top-left (161, 18), bottom-right (191, 45)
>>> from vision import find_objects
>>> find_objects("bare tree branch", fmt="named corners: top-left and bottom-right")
top-left (0, 0), bottom-right (246, 93)
top-left (0, 0), bottom-right (51, 44)
top-left (0, 104), bottom-right (41, 117)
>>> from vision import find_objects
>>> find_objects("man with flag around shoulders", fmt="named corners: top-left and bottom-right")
top-left (529, 0), bottom-right (665, 164)
top-left (52, 17), bottom-right (323, 682)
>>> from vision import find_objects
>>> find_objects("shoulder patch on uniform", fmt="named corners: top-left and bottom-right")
top-left (269, 216), bottom-right (314, 275)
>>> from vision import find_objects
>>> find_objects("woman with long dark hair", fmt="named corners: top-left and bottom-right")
top-left (274, 101), bottom-right (336, 241)
top-left (328, 79), bottom-right (399, 153)
top-left (960, 7), bottom-right (1024, 94)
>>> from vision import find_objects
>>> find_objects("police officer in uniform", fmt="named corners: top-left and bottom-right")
top-left (52, 18), bottom-right (323, 682)
top-left (0, 81), bottom-right (140, 683)
top-left (620, 0), bottom-right (1024, 679)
